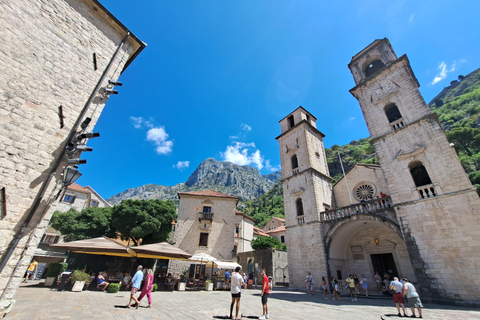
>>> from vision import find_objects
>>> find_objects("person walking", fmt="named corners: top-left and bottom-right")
top-left (224, 269), bottom-right (231, 290)
top-left (127, 265), bottom-right (144, 308)
top-left (390, 277), bottom-right (407, 317)
top-left (375, 271), bottom-right (382, 293)
top-left (259, 269), bottom-right (270, 320)
top-left (361, 274), bottom-right (368, 297)
top-left (353, 274), bottom-right (360, 294)
top-left (24, 259), bottom-right (38, 283)
top-left (229, 266), bottom-right (245, 320)
top-left (137, 269), bottom-right (154, 308)
top-left (322, 277), bottom-right (328, 299)
top-left (346, 275), bottom-right (357, 301)
top-left (403, 278), bottom-right (423, 318)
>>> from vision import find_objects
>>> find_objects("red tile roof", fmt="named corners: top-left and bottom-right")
top-left (266, 225), bottom-right (286, 234)
top-left (271, 217), bottom-right (285, 222)
top-left (253, 226), bottom-right (269, 237)
top-left (235, 210), bottom-right (255, 222)
top-left (178, 190), bottom-right (238, 200)
top-left (67, 182), bottom-right (90, 194)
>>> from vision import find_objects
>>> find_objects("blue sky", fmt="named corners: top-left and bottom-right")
top-left (77, 0), bottom-right (480, 198)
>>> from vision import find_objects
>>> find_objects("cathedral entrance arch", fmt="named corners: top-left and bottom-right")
top-left (325, 218), bottom-right (416, 285)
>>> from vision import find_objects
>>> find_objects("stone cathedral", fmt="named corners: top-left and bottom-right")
top-left (277, 38), bottom-right (480, 305)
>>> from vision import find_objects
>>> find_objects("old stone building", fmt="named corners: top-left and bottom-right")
top-left (278, 38), bottom-right (480, 305)
top-left (0, 0), bottom-right (144, 312)
top-left (55, 183), bottom-right (112, 213)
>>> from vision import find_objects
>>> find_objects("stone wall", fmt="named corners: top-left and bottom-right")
top-left (0, 0), bottom-right (143, 311)
top-left (237, 248), bottom-right (288, 286)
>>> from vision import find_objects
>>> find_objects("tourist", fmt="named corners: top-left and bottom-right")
top-left (390, 277), bottom-right (407, 317)
top-left (322, 277), bottom-right (328, 299)
top-left (127, 265), bottom-right (144, 308)
top-left (24, 259), bottom-right (38, 283)
top-left (268, 274), bottom-right (273, 292)
top-left (122, 273), bottom-right (131, 291)
top-left (97, 272), bottom-right (109, 292)
top-left (361, 274), bottom-right (368, 296)
top-left (375, 271), bottom-right (382, 293)
top-left (224, 269), bottom-right (230, 290)
top-left (229, 266), bottom-right (245, 320)
top-left (346, 275), bottom-right (357, 301)
top-left (138, 269), bottom-right (154, 308)
top-left (403, 278), bottom-right (423, 318)
top-left (243, 273), bottom-right (247, 285)
top-left (259, 269), bottom-right (270, 320)
top-left (353, 274), bottom-right (360, 294)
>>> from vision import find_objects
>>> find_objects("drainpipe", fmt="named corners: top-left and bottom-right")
top-left (0, 33), bottom-right (130, 301)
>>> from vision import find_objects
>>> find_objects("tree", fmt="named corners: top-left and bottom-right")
top-left (251, 236), bottom-right (282, 250)
top-left (447, 127), bottom-right (480, 156)
top-left (111, 199), bottom-right (177, 246)
top-left (50, 207), bottom-right (114, 242)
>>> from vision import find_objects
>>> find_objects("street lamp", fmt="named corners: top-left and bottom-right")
top-left (63, 166), bottom-right (82, 186)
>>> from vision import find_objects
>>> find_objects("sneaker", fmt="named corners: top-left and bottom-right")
top-left (259, 315), bottom-right (266, 320)
top-left (265, 315), bottom-right (269, 319)
top-left (354, 299), bottom-right (357, 301)
top-left (352, 299), bottom-right (355, 301)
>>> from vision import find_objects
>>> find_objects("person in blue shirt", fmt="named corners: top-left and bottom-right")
top-left (127, 265), bottom-right (144, 308)
top-left (224, 270), bottom-right (230, 289)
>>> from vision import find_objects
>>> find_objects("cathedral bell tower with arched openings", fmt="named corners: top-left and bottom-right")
top-left (276, 107), bottom-right (332, 290)
top-left (348, 38), bottom-right (480, 304)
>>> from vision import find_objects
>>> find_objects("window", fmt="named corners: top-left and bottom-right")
top-left (63, 194), bottom-right (75, 203)
top-left (202, 206), bottom-right (211, 213)
top-left (365, 59), bottom-right (385, 77)
top-left (41, 235), bottom-right (59, 244)
top-left (409, 161), bottom-right (432, 187)
top-left (199, 233), bottom-right (209, 246)
top-left (385, 104), bottom-right (403, 123)
top-left (281, 235), bottom-right (285, 243)
top-left (0, 187), bottom-right (6, 219)
top-left (288, 115), bottom-right (295, 128)
top-left (296, 198), bottom-right (304, 216)
top-left (91, 200), bottom-right (99, 207)
top-left (291, 155), bottom-right (298, 169)
top-left (354, 183), bottom-right (375, 201)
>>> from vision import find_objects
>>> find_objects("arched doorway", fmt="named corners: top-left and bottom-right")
top-left (326, 219), bottom-right (415, 286)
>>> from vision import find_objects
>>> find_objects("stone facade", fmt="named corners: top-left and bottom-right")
top-left (55, 183), bottom-right (112, 213)
top-left (234, 211), bottom-right (254, 254)
top-left (237, 248), bottom-right (289, 286)
top-left (0, 0), bottom-right (144, 312)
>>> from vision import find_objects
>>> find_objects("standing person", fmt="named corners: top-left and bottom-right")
top-left (224, 269), bottom-right (230, 290)
top-left (361, 274), bottom-right (368, 297)
top-left (353, 274), bottom-right (360, 294)
top-left (322, 277), bottom-right (328, 299)
top-left (375, 271), bottom-right (382, 293)
top-left (122, 273), bottom-right (132, 291)
top-left (390, 277), bottom-right (407, 317)
top-left (308, 273), bottom-right (313, 295)
top-left (259, 269), bottom-right (269, 320)
top-left (268, 274), bottom-right (273, 292)
top-left (346, 275), bottom-right (357, 301)
top-left (229, 266), bottom-right (245, 320)
top-left (403, 278), bottom-right (423, 318)
top-left (305, 275), bottom-right (310, 294)
top-left (331, 276), bottom-right (338, 300)
top-left (127, 265), bottom-right (144, 308)
top-left (137, 269), bottom-right (154, 308)
top-left (24, 259), bottom-right (38, 283)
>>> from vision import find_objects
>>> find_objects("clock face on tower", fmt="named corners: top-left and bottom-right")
top-left (372, 80), bottom-right (395, 101)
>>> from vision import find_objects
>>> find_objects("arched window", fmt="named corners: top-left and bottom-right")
top-left (291, 155), bottom-right (298, 169)
top-left (409, 161), bottom-right (432, 187)
top-left (288, 115), bottom-right (295, 128)
top-left (385, 104), bottom-right (403, 123)
top-left (296, 198), bottom-right (304, 216)
top-left (365, 59), bottom-right (385, 77)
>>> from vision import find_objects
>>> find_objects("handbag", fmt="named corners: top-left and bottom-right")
top-left (389, 284), bottom-right (396, 291)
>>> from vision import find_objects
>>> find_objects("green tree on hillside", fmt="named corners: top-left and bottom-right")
top-left (447, 127), bottom-right (480, 156)
top-left (251, 236), bottom-right (285, 250)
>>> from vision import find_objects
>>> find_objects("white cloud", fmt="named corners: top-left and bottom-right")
top-left (174, 161), bottom-right (190, 170)
top-left (431, 60), bottom-right (467, 85)
top-left (241, 123), bottom-right (252, 131)
top-left (409, 14), bottom-right (414, 23)
top-left (349, 117), bottom-right (355, 121)
top-left (221, 142), bottom-right (264, 170)
top-left (229, 123), bottom-right (253, 140)
top-left (146, 127), bottom-right (173, 154)
top-left (265, 160), bottom-right (281, 172)
top-left (130, 116), bottom-right (154, 129)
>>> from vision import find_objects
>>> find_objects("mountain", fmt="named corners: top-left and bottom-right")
top-left (107, 158), bottom-right (281, 205)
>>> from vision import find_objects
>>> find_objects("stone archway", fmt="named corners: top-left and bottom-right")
top-left (325, 218), bottom-right (416, 287)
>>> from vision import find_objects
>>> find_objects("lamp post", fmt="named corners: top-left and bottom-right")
top-left (63, 166), bottom-right (82, 186)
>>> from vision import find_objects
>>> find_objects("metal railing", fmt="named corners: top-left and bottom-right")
top-left (198, 212), bottom-right (214, 222)
top-left (320, 196), bottom-right (393, 222)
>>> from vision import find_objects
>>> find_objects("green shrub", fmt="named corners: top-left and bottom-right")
top-left (70, 270), bottom-right (90, 283)
top-left (45, 262), bottom-right (68, 278)
top-left (152, 283), bottom-right (158, 292)
top-left (108, 283), bottom-right (120, 293)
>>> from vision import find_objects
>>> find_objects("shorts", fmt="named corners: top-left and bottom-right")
top-left (261, 292), bottom-right (268, 304)
top-left (131, 287), bottom-right (139, 295)
top-left (393, 292), bottom-right (404, 304)
top-left (349, 287), bottom-right (356, 294)
top-left (407, 296), bottom-right (423, 308)
top-left (231, 292), bottom-right (241, 298)
top-left (27, 270), bottom-right (34, 275)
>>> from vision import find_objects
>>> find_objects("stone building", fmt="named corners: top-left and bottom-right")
top-left (234, 210), bottom-right (255, 255)
top-left (0, 0), bottom-right (144, 312)
top-left (55, 183), bottom-right (112, 213)
top-left (278, 38), bottom-right (480, 305)
top-left (263, 217), bottom-right (286, 244)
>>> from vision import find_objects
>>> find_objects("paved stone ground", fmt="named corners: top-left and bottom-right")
top-left (5, 281), bottom-right (480, 320)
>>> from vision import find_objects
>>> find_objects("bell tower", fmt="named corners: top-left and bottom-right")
top-left (276, 106), bottom-right (332, 290)
top-left (348, 38), bottom-right (480, 304)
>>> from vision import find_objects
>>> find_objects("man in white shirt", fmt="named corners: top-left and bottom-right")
top-left (229, 266), bottom-right (246, 320)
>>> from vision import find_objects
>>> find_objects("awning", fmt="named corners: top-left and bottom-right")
top-left (132, 242), bottom-right (192, 260)
top-left (51, 236), bottom-right (135, 257)
top-left (206, 261), bottom-right (242, 269)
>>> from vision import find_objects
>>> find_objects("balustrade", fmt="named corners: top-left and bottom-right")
top-left (198, 212), bottom-right (214, 222)
top-left (320, 196), bottom-right (393, 222)
top-left (416, 184), bottom-right (436, 199)
top-left (390, 118), bottom-right (405, 131)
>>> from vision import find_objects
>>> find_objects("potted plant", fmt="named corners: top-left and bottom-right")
top-left (44, 262), bottom-right (68, 287)
top-left (204, 279), bottom-right (213, 291)
top-left (108, 283), bottom-right (120, 293)
top-left (70, 270), bottom-right (90, 292)
top-left (178, 269), bottom-right (188, 291)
